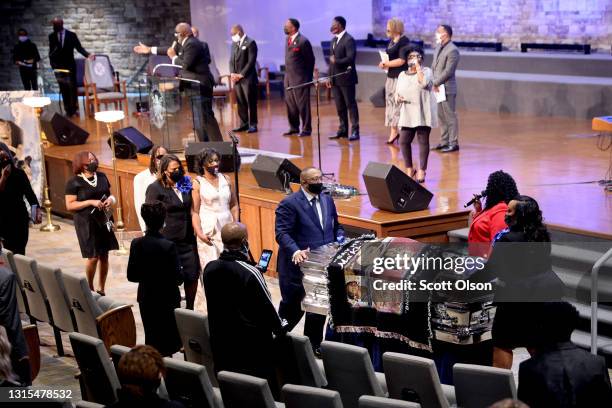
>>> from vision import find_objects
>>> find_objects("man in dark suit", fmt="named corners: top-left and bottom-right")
top-left (275, 167), bottom-right (344, 353)
top-left (283, 18), bottom-right (315, 137)
top-left (134, 23), bottom-right (222, 142)
top-left (518, 302), bottom-right (612, 407)
top-left (230, 25), bottom-right (258, 134)
top-left (328, 16), bottom-right (360, 142)
top-left (204, 222), bottom-right (286, 391)
top-left (48, 17), bottom-right (94, 116)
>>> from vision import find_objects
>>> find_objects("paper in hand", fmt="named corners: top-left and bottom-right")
top-left (434, 84), bottom-right (447, 103)
top-left (378, 50), bottom-right (389, 73)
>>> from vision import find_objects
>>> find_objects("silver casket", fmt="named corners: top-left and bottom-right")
top-left (301, 236), bottom-right (496, 345)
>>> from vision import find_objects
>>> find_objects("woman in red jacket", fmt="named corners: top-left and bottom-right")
top-left (468, 170), bottom-right (519, 256)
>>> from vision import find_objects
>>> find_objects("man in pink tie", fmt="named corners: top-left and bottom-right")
top-left (48, 17), bottom-right (94, 117)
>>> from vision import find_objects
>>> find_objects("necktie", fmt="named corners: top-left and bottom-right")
top-left (288, 37), bottom-right (292, 46)
top-left (311, 197), bottom-right (323, 228)
top-left (59, 31), bottom-right (63, 48)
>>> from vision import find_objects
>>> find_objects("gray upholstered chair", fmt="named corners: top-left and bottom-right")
top-left (283, 332), bottom-right (327, 387)
top-left (321, 341), bottom-right (387, 408)
top-left (453, 363), bottom-right (516, 408)
top-left (69, 332), bottom-right (120, 405)
top-left (174, 308), bottom-right (217, 386)
top-left (218, 370), bottom-right (284, 408)
top-left (359, 396), bottom-right (421, 408)
top-left (282, 384), bottom-right (342, 408)
top-left (164, 358), bottom-right (224, 408)
top-left (62, 271), bottom-right (136, 351)
top-left (382, 352), bottom-right (455, 408)
top-left (109, 344), bottom-right (131, 371)
top-left (37, 264), bottom-right (77, 333)
top-left (0, 247), bottom-right (30, 317)
top-left (13, 254), bottom-right (65, 355)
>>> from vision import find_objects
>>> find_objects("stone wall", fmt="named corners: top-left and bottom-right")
top-left (372, 0), bottom-right (612, 52)
top-left (0, 0), bottom-right (190, 91)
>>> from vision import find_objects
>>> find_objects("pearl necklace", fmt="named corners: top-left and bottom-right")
top-left (79, 172), bottom-right (97, 187)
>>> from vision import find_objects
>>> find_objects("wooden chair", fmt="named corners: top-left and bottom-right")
top-left (22, 324), bottom-right (40, 382)
top-left (84, 55), bottom-right (128, 117)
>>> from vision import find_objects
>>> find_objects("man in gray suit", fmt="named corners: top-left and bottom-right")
top-left (431, 25), bottom-right (460, 153)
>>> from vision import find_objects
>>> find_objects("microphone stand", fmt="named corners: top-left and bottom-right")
top-left (227, 130), bottom-right (242, 222)
top-left (285, 68), bottom-right (352, 177)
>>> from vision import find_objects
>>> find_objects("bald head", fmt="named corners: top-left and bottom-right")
top-left (300, 167), bottom-right (322, 184)
top-left (175, 22), bottom-right (192, 42)
top-left (191, 26), bottom-right (199, 38)
top-left (230, 24), bottom-right (244, 37)
top-left (221, 222), bottom-right (248, 250)
top-left (52, 17), bottom-right (64, 32)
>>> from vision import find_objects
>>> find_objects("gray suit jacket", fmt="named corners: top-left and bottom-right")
top-left (432, 41), bottom-right (460, 94)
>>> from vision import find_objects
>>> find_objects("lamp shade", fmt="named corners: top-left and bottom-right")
top-left (95, 110), bottom-right (125, 123)
top-left (23, 96), bottom-right (51, 108)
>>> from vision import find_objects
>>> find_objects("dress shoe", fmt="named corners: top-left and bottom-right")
top-left (282, 129), bottom-right (299, 136)
top-left (313, 347), bottom-right (322, 359)
top-left (329, 132), bottom-right (348, 140)
top-left (246, 126), bottom-right (258, 133)
top-left (232, 125), bottom-right (249, 132)
top-left (298, 130), bottom-right (311, 137)
top-left (440, 145), bottom-right (460, 153)
top-left (386, 134), bottom-right (399, 144)
top-left (433, 143), bottom-right (448, 151)
top-left (348, 131), bottom-right (360, 141)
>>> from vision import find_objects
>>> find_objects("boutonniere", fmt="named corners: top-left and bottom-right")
top-left (176, 175), bottom-right (192, 194)
top-left (241, 45), bottom-right (247, 50)
top-left (292, 47), bottom-right (300, 52)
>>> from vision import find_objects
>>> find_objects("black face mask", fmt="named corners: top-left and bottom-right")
top-left (504, 215), bottom-right (516, 228)
top-left (169, 168), bottom-right (184, 183)
top-left (307, 182), bottom-right (324, 195)
top-left (86, 161), bottom-right (98, 173)
top-left (206, 166), bottom-right (219, 176)
top-left (284, 27), bottom-right (291, 35)
top-left (1, 156), bottom-right (11, 169)
top-left (53, 25), bottom-right (63, 33)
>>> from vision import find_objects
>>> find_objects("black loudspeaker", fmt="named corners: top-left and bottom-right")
top-left (251, 155), bottom-right (301, 192)
top-left (185, 141), bottom-right (240, 173)
top-left (108, 127), bottom-right (153, 159)
top-left (369, 86), bottom-right (386, 107)
top-left (362, 161), bottom-right (433, 212)
top-left (40, 112), bottom-right (89, 146)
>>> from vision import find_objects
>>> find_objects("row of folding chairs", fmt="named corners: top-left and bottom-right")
top-left (1, 247), bottom-right (136, 355)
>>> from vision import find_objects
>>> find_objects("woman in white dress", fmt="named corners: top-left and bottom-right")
top-left (192, 148), bottom-right (238, 271)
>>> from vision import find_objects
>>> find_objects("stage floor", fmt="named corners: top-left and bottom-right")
top-left (45, 95), bottom-right (611, 238)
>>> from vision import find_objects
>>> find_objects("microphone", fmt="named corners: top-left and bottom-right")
top-left (464, 190), bottom-right (487, 208)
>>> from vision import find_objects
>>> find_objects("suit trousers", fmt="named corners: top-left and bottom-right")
top-left (19, 67), bottom-right (38, 91)
top-left (55, 70), bottom-right (78, 115)
top-left (279, 294), bottom-right (326, 349)
top-left (192, 84), bottom-right (223, 142)
top-left (235, 77), bottom-right (258, 127)
top-left (437, 93), bottom-right (459, 147)
top-left (332, 85), bottom-right (359, 133)
top-left (285, 85), bottom-right (311, 132)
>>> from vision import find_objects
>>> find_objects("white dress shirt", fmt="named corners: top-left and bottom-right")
top-left (292, 187), bottom-right (324, 260)
top-left (334, 30), bottom-right (346, 48)
top-left (133, 169), bottom-right (158, 231)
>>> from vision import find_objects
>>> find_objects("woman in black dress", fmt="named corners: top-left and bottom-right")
top-left (487, 195), bottom-right (564, 369)
top-left (127, 202), bottom-right (182, 356)
top-left (0, 142), bottom-right (41, 255)
top-left (145, 154), bottom-right (200, 310)
top-left (65, 151), bottom-right (118, 295)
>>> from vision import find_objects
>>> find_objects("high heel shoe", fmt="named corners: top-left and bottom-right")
top-left (416, 169), bottom-right (426, 183)
top-left (386, 134), bottom-right (399, 144)
top-left (406, 168), bottom-right (416, 178)
top-left (96, 290), bottom-right (106, 297)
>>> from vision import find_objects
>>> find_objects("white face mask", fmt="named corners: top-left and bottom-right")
top-left (231, 34), bottom-right (241, 43)
top-left (435, 32), bottom-right (443, 44)
top-left (18, 36), bottom-right (28, 42)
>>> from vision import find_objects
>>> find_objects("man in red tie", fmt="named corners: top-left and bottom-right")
top-left (282, 18), bottom-right (315, 137)
top-left (48, 17), bottom-right (94, 117)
